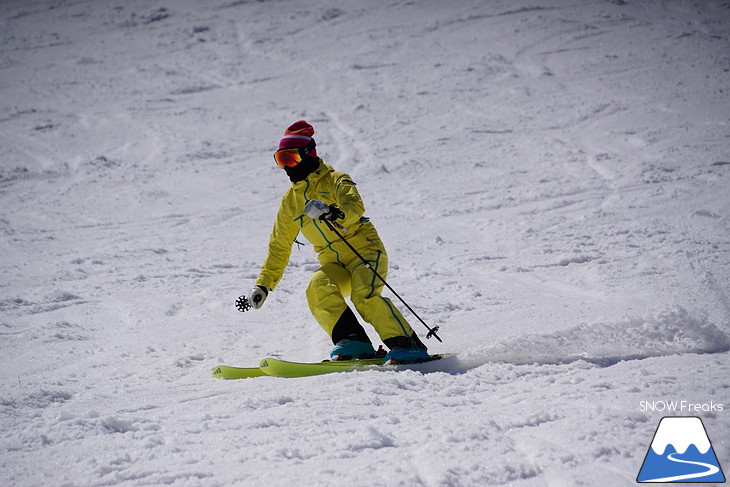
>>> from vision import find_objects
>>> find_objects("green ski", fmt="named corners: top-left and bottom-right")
top-left (212, 354), bottom-right (455, 380)
top-left (259, 354), bottom-right (452, 378)
top-left (259, 357), bottom-right (386, 377)
top-left (212, 365), bottom-right (267, 379)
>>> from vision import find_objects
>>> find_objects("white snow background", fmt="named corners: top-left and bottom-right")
top-left (1, 0), bottom-right (729, 486)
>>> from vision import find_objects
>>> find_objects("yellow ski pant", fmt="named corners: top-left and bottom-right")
top-left (305, 246), bottom-right (414, 342)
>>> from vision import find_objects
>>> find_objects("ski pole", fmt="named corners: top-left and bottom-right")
top-left (323, 220), bottom-right (442, 342)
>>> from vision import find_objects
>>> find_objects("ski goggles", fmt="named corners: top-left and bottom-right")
top-left (273, 139), bottom-right (316, 168)
top-left (273, 148), bottom-right (306, 168)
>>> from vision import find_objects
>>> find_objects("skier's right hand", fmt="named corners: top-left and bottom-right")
top-left (248, 285), bottom-right (268, 310)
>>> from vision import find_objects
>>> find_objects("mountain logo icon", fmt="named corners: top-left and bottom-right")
top-left (637, 416), bottom-right (725, 483)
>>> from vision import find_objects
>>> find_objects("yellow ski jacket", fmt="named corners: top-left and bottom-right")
top-left (255, 160), bottom-right (383, 291)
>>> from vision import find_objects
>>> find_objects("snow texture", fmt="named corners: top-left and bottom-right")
top-left (1, 0), bottom-right (729, 486)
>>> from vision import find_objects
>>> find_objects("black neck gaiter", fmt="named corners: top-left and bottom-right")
top-left (284, 156), bottom-right (320, 182)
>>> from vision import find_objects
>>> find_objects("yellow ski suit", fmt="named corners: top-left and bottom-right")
top-left (255, 160), bottom-right (414, 342)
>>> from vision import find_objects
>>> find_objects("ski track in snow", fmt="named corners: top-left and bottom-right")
top-left (1, 0), bottom-right (729, 486)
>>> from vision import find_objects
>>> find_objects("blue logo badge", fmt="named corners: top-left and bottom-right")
top-left (637, 416), bottom-right (725, 483)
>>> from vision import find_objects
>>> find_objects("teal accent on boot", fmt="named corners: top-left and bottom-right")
top-left (383, 347), bottom-right (430, 365)
top-left (330, 340), bottom-right (377, 361)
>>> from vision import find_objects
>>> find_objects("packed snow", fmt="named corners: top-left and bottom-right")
top-left (1, 0), bottom-right (729, 486)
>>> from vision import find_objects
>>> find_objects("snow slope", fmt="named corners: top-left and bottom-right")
top-left (1, 0), bottom-right (729, 485)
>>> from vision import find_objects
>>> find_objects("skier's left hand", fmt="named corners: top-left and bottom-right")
top-left (320, 204), bottom-right (344, 221)
top-left (303, 199), bottom-right (344, 221)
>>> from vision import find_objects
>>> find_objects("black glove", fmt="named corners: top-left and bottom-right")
top-left (320, 204), bottom-right (345, 221)
top-left (303, 199), bottom-right (344, 221)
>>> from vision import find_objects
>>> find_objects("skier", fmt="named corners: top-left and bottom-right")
top-left (245, 120), bottom-right (429, 364)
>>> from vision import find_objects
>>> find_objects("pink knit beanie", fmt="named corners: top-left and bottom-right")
top-left (278, 120), bottom-right (317, 158)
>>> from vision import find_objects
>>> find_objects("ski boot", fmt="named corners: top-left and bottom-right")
top-left (330, 340), bottom-right (377, 361)
top-left (383, 334), bottom-right (430, 365)
top-left (383, 347), bottom-right (430, 365)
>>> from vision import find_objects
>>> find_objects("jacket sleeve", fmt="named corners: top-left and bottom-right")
top-left (255, 193), bottom-right (300, 291)
top-left (334, 175), bottom-right (366, 229)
